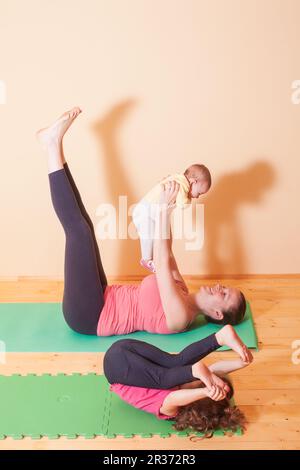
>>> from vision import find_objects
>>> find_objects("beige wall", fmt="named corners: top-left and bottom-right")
top-left (0, 0), bottom-right (299, 277)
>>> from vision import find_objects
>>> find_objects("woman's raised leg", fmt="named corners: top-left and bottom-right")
top-left (37, 108), bottom-right (104, 334)
top-left (54, 118), bottom-right (107, 288)
top-left (63, 162), bottom-right (107, 289)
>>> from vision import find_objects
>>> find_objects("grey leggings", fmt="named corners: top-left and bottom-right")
top-left (48, 164), bottom-right (107, 334)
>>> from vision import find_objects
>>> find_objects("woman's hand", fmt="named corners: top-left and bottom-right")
top-left (159, 180), bottom-right (180, 209)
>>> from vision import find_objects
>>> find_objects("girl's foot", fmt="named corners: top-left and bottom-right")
top-left (192, 361), bottom-right (229, 393)
top-left (36, 107), bottom-right (82, 148)
top-left (211, 373), bottom-right (230, 394)
top-left (191, 361), bottom-right (214, 389)
top-left (215, 325), bottom-right (253, 363)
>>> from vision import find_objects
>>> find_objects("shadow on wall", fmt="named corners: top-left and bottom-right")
top-left (203, 161), bottom-right (276, 275)
top-left (91, 100), bottom-right (142, 276)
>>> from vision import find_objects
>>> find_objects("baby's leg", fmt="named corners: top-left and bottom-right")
top-left (132, 200), bottom-right (155, 262)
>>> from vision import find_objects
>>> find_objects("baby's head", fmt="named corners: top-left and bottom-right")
top-left (184, 164), bottom-right (211, 198)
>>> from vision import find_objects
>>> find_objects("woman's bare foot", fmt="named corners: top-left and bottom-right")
top-left (36, 107), bottom-right (82, 148)
top-left (215, 325), bottom-right (253, 363)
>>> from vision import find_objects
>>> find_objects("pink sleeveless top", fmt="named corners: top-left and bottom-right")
top-left (97, 274), bottom-right (188, 336)
top-left (110, 383), bottom-right (178, 420)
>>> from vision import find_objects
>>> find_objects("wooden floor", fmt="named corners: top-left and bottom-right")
top-left (0, 276), bottom-right (300, 450)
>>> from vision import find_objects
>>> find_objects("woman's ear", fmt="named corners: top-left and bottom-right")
top-left (214, 309), bottom-right (224, 321)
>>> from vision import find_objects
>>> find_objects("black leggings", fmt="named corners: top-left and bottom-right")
top-left (103, 334), bottom-right (221, 389)
top-left (49, 164), bottom-right (107, 335)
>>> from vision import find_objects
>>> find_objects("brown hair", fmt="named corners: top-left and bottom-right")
top-left (205, 291), bottom-right (247, 326)
top-left (184, 163), bottom-right (212, 190)
top-left (172, 377), bottom-right (246, 438)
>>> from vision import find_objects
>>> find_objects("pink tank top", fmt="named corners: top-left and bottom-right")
top-left (110, 383), bottom-right (178, 420)
top-left (97, 274), bottom-right (188, 336)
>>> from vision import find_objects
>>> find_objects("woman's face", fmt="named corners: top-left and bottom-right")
top-left (198, 284), bottom-right (241, 320)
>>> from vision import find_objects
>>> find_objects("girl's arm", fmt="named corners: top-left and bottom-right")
top-left (160, 388), bottom-right (207, 417)
top-left (209, 358), bottom-right (250, 375)
top-left (178, 380), bottom-right (203, 389)
top-left (174, 358), bottom-right (250, 390)
top-left (160, 386), bottom-right (226, 417)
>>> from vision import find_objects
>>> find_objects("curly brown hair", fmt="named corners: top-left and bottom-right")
top-left (172, 376), bottom-right (247, 438)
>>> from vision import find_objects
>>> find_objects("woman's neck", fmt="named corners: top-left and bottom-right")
top-left (185, 292), bottom-right (202, 320)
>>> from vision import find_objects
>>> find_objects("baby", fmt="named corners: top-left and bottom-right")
top-left (132, 163), bottom-right (211, 272)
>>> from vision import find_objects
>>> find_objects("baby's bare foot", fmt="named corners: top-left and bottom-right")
top-left (36, 107), bottom-right (82, 148)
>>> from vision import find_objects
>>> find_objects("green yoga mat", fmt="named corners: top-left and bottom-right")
top-left (0, 301), bottom-right (257, 352)
top-left (0, 373), bottom-right (241, 439)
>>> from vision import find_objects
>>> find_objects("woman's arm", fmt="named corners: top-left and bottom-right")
top-left (170, 256), bottom-right (188, 289)
top-left (154, 208), bottom-right (189, 331)
top-left (153, 182), bottom-right (192, 331)
top-left (156, 216), bottom-right (188, 289)
top-left (153, 180), bottom-right (188, 289)
top-left (167, 230), bottom-right (189, 290)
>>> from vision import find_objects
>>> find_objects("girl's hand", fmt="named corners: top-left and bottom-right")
top-left (159, 180), bottom-right (180, 209)
top-left (240, 345), bottom-right (253, 364)
top-left (204, 385), bottom-right (227, 402)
